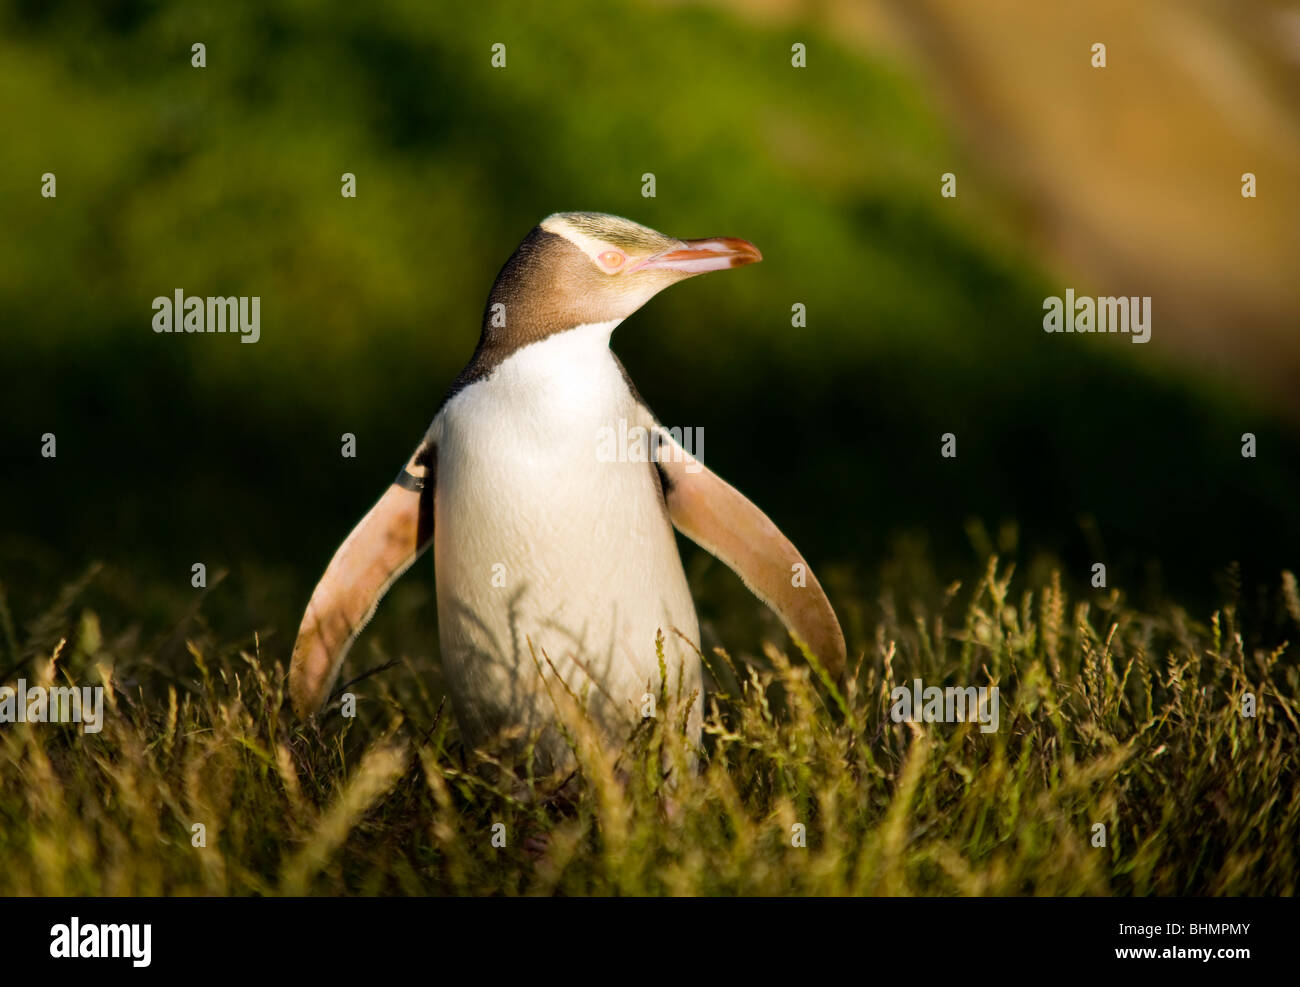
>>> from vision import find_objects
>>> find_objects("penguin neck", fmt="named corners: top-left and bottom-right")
top-left (506, 319), bottom-right (622, 375)
top-left (443, 316), bottom-right (622, 409)
top-left (475, 319), bottom-right (629, 432)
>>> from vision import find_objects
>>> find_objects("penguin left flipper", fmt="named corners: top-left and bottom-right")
top-left (649, 424), bottom-right (848, 680)
top-left (289, 438), bottom-right (436, 718)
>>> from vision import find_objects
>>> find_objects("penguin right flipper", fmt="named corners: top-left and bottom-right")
top-left (650, 424), bottom-right (847, 680)
top-left (289, 438), bottom-right (436, 718)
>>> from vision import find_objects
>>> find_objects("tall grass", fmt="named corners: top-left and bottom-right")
top-left (0, 558), bottom-right (1296, 895)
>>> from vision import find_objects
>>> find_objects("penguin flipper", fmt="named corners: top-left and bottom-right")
top-left (289, 440), bottom-right (436, 718)
top-left (651, 426), bottom-right (847, 680)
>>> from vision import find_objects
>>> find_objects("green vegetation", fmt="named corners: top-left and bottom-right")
top-left (2, 0), bottom-right (1296, 613)
top-left (2, 559), bottom-right (1295, 895)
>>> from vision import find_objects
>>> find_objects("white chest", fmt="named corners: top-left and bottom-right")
top-left (427, 323), bottom-right (701, 762)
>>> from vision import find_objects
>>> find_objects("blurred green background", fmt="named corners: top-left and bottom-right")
top-left (2, 0), bottom-right (1297, 659)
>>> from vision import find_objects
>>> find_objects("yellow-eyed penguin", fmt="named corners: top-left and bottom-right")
top-left (289, 212), bottom-right (846, 771)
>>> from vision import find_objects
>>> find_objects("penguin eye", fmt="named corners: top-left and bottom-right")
top-left (598, 250), bottom-right (626, 271)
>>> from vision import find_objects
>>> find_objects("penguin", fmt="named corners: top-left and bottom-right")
top-left (289, 212), bottom-right (846, 772)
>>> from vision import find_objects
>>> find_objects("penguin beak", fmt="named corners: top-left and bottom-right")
top-left (634, 236), bottom-right (763, 275)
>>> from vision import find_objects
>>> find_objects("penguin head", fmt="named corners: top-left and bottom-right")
top-left (540, 211), bottom-right (762, 303)
top-left (482, 212), bottom-right (762, 341)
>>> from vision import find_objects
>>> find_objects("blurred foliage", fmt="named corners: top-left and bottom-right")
top-left (1, 0), bottom-right (1296, 650)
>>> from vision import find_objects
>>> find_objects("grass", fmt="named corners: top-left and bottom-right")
top-left (1, 557), bottom-right (1296, 896)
